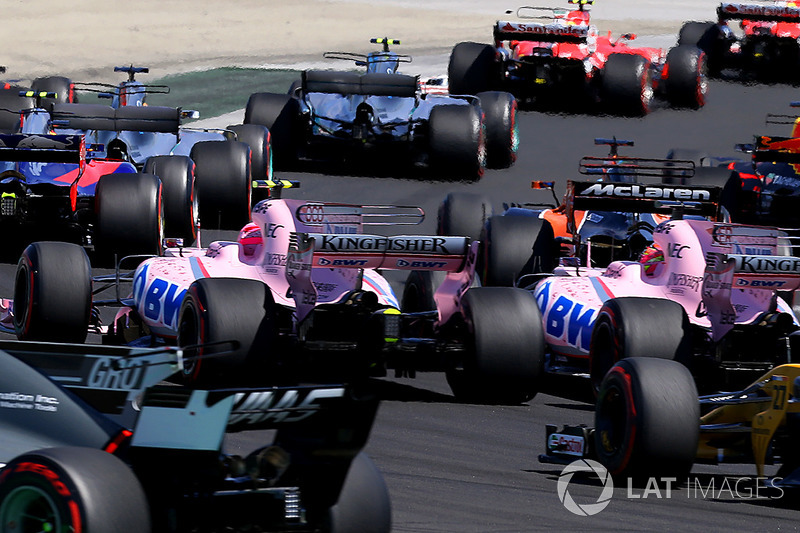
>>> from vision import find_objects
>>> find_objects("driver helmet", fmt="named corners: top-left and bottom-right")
top-left (639, 244), bottom-right (664, 276)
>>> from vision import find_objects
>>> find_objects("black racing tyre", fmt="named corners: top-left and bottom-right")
top-left (678, 21), bottom-right (729, 75)
top-left (0, 447), bottom-right (151, 533)
top-left (228, 124), bottom-right (273, 204)
top-left (664, 45), bottom-right (707, 109)
top-left (144, 155), bottom-right (197, 244)
top-left (401, 270), bottom-right (447, 313)
top-left (447, 287), bottom-right (545, 404)
top-left (448, 42), bottom-right (499, 95)
top-left (589, 297), bottom-right (692, 393)
top-left (191, 140), bottom-right (251, 230)
top-left (476, 91), bottom-right (518, 169)
top-left (0, 86), bottom-right (34, 132)
top-left (428, 104), bottom-right (484, 181)
top-left (244, 92), bottom-right (300, 168)
top-left (31, 75), bottom-right (76, 111)
top-left (95, 172), bottom-right (163, 258)
top-left (594, 358), bottom-right (699, 479)
top-left (177, 277), bottom-right (276, 386)
top-left (437, 191), bottom-right (493, 241)
top-left (327, 452), bottom-right (392, 533)
top-left (480, 215), bottom-right (556, 287)
top-left (601, 53), bottom-right (653, 116)
top-left (13, 242), bottom-right (91, 343)
top-left (662, 147), bottom-right (711, 185)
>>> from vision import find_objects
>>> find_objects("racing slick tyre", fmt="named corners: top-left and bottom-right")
top-left (401, 270), bottom-right (447, 313)
top-left (437, 191), bottom-right (493, 241)
top-left (428, 104), bottom-right (484, 181)
top-left (594, 358), bottom-right (699, 480)
top-left (601, 53), bottom-right (653, 116)
top-left (476, 91), bottom-right (519, 169)
top-left (144, 155), bottom-right (197, 245)
top-left (663, 45), bottom-right (707, 109)
top-left (480, 214), bottom-right (556, 287)
top-left (244, 92), bottom-right (300, 168)
top-left (327, 452), bottom-right (392, 533)
top-left (191, 140), bottom-right (252, 230)
top-left (0, 447), bottom-right (151, 533)
top-left (227, 123), bottom-right (273, 204)
top-left (31, 75), bottom-right (76, 110)
top-left (589, 297), bottom-right (692, 394)
top-left (13, 241), bottom-right (91, 344)
top-left (0, 86), bottom-right (34, 131)
top-left (448, 42), bottom-right (499, 95)
top-left (95, 172), bottom-right (164, 259)
top-left (177, 277), bottom-right (277, 387)
top-left (678, 22), bottom-right (730, 76)
top-left (447, 287), bottom-right (545, 404)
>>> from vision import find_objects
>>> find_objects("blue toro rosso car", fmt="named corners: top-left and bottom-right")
top-left (0, 133), bottom-right (163, 258)
top-left (244, 38), bottom-right (519, 180)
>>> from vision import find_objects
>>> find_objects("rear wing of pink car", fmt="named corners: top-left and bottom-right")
top-left (704, 224), bottom-right (800, 339)
top-left (717, 2), bottom-right (800, 23)
top-left (285, 232), bottom-right (477, 324)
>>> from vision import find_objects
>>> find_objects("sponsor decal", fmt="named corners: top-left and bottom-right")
top-left (548, 433), bottom-right (586, 457)
top-left (735, 278), bottom-right (787, 288)
top-left (228, 387), bottom-right (345, 425)
top-left (578, 183), bottom-right (711, 201)
top-left (498, 21), bottom-right (588, 38)
top-left (733, 255), bottom-right (800, 274)
top-left (0, 391), bottom-right (59, 412)
top-left (668, 273), bottom-right (703, 292)
top-left (536, 283), bottom-right (595, 351)
top-left (654, 222), bottom-right (675, 235)
top-left (265, 223), bottom-right (283, 238)
top-left (396, 258), bottom-right (448, 268)
top-left (87, 357), bottom-right (145, 390)
top-left (721, 2), bottom-right (800, 18)
top-left (133, 264), bottom-right (186, 329)
top-left (314, 234), bottom-right (453, 255)
top-left (667, 243), bottom-right (689, 259)
top-left (264, 253), bottom-right (287, 266)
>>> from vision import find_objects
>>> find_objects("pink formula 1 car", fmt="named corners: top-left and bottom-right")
top-left (7, 183), bottom-right (545, 404)
top-left (524, 179), bottom-right (800, 393)
top-left (448, 0), bottom-right (707, 114)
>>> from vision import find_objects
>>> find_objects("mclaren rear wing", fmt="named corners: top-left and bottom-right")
top-left (286, 232), bottom-right (478, 324)
top-left (565, 179), bottom-right (722, 231)
top-left (717, 2), bottom-right (800, 22)
top-left (0, 133), bottom-right (85, 163)
top-left (493, 20), bottom-right (589, 44)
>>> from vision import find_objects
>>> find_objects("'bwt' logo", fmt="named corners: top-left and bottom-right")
top-left (557, 459), bottom-right (614, 516)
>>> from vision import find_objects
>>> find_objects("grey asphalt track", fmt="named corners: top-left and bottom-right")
top-left (2, 77), bottom-right (800, 531)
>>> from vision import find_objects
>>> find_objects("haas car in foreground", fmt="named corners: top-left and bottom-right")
top-left (6, 184), bottom-right (544, 404)
top-left (679, 2), bottom-right (800, 81)
top-left (244, 38), bottom-right (518, 180)
top-left (448, 0), bottom-right (707, 115)
top-left (542, 358), bottom-right (800, 489)
top-left (0, 340), bottom-right (390, 532)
